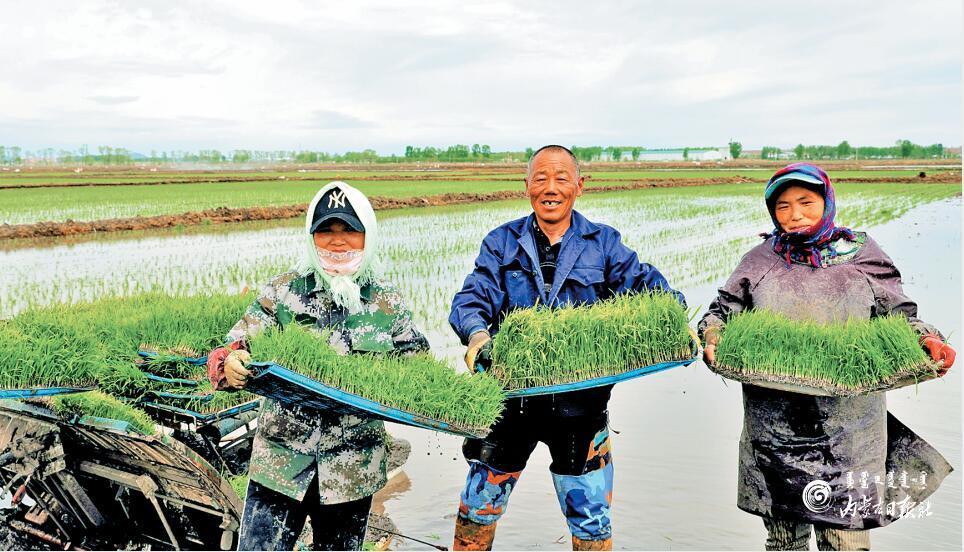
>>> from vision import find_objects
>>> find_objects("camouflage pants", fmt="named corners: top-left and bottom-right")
top-left (763, 517), bottom-right (870, 551)
top-left (239, 477), bottom-right (372, 551)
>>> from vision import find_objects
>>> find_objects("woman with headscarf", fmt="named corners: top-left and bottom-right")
top-left (206, 181), bottom-right (429, 551)
top-left (698, 163), bottom-right (955, 551)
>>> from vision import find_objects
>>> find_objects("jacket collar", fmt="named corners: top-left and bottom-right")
top-left (506, 210), bottom-right (600, 305)
top-left (514, 210), bottom-right (600, 241)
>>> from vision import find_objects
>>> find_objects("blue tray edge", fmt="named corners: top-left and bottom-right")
top-left (247, 362), bottom-right (489, 439)
top-left (0, 386), bottom-right (96, 399)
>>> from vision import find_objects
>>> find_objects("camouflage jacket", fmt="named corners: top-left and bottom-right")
top-left (216, 269), bottom-right (429, 503)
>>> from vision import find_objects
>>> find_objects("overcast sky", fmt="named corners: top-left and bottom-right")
top-left (0, 0), bottom-right (959, 153)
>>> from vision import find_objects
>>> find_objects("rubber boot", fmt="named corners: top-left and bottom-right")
top-left (453, 516), bottom-right (497, 551)
top-left (572, 535), bottom-right (613, 551)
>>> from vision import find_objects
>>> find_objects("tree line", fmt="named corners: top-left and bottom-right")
top-left (0, 145), bottom-right (517, 165)
top-left (756, 140), bottom-right (949, 160)
top-left (0, 140), bottom-right (956, 166)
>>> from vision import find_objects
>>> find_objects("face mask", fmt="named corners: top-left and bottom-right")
top-left (316, 247), bottom-right (364, 276)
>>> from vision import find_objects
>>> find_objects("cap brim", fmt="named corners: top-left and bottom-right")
top-left (765, 173), bottom-right (825, 200)
top-left (310, 213), bottom-right (365, 233)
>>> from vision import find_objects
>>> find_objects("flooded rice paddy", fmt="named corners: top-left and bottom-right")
top-left (0, 169), bottom-right (956, 226)
top-left (1, 183), bottom-right (959, 549)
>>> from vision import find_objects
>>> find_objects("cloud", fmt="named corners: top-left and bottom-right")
top-left (0, 0), bottom-right (958, 152)
top-left (87, 95), bottom-right (140, 105)
top-left (300, 110), bottom-right (374, 130)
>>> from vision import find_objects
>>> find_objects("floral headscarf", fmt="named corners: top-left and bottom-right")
top-left (763, 163), bottom-right (856, 269)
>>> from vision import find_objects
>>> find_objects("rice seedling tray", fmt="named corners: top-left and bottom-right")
top-left (139, 398), bottom-right (262, 426)
top-left (69, 414), bottom-right (147, 434)
top-left (138, 349), bottom-right (208, 365)
top-left (706, 363), bottom-right (941, 397)
top-left (245, 361), bottom-right (491, 439)
top-left (143, 373), bottom-right (201, 387)
top-left (504, 347), bottom-right (699, 397)
top-left (143, 389), bottom-right (214, 402)
top-left (710, 311), bottom-right (944, 397)
top-left (0, 398), bottom-right (143, 435)
top-left (0, 386), bottom-right (96, 399)
top-left (491, 292), bottom-right (696, 394)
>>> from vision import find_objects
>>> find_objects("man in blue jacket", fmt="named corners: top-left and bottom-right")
top-left (449, 145), bottom-right (686, 551)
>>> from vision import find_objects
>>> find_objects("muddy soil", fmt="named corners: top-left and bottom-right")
top-left (4, 165), bottom-right (959, 191)
top-left (3, 158), bottom-right (959, 176)
top-left (2, 174), bottom-right (958, 239)
top-left (0, 177), bottom-right (754, 239)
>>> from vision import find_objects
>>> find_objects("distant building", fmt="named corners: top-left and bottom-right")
top-left (599, 147), bottom-right (731, 161)
top-left (747, 149), bottom-right (793, 160)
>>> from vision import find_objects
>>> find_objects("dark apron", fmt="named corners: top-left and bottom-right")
top-left (737, 385), bottom-right (952, 529)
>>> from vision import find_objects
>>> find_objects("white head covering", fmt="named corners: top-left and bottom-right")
top-left (296, 181), bottom-right (380, 313)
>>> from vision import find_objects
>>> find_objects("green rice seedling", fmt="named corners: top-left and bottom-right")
top-left (79, 292), bottom-right (252, 359)
top-left (52, 391), bottom-right (156, 435)
top-left (97, 361), bottom-right (153, 397)
top-left (138, 353), bottom-right (208, 382)
top-left (229, 474), bottom-right (249, 499)
top-left (489, 292), bottom-right (693, 390)
top-left (188, 390), bottom-right (260, 414)
top-left (146, 378), bottom-right (260, 414)
top-left (248, 326), bottom-right (505, 432)
top-left (0, 320), bottom-right (103, 390)
top-left (713, 310), bottom-right (936, 394)
top-left (12, 291), bottom-right (249, 356)
top-left (1, 292), bottom-right (252, 396)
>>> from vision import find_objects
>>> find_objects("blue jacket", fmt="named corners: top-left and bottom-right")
top-left (450, 210), bottom-right (686, 344)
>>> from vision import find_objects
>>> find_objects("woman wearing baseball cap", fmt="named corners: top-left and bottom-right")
top-left (697, 163), bottom-right (954, 550)
top-left (206, 181), bottom-right (430, 550)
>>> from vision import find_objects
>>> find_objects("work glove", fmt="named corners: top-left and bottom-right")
top-left (464, 331), bottom-right (492, 373)
top-left (921, 334), bottom-right (955, 376)
top-left (687, 326), bottom-right (700, 353)
top-left (224, 350), bottom-right (253, 389)
top-left (702, 326), bottom-right (721, 367)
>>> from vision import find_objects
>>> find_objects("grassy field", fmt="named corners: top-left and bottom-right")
top-left (0, 165), bottom-right (957, 225)
top-left (0, 179), bottom-right (513, 225)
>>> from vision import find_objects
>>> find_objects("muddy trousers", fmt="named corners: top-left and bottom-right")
top-left (238, 477), bottom-right (373, 551)
top-left (763, 518), bottom-right (870, 551)
top-left (455, 410), bottom-right (613, 549)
